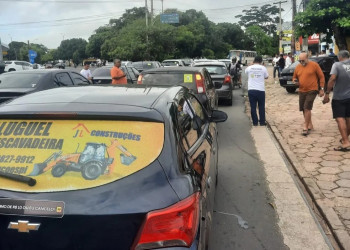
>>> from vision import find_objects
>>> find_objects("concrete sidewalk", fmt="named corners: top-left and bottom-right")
top-left (253, 66), bottom-right (350, 249)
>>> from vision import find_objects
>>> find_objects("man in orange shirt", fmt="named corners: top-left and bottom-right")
top-left (110, 59), bottom-right (127, 84)
top-left (293, 52), bottom-right (325, 136)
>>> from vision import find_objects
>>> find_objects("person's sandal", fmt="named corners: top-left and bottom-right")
top-left (302, 129), bottom-right (308, 136)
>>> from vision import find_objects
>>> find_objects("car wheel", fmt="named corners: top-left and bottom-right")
top-left (286, 86), bottom-right (297, 93)
top-left (51, 164), bottom-right (67, 177)
top-left (82, 162), bottom-right (102, 180)
top-left (8, 69), bottom-right (15, 72)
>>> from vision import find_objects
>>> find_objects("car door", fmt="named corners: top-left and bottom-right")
top-left (173, 92), bottom-right (218, 249)
top-left (126, 67), bottom-right (137, 84)
top-left (70, 72), bottom-right (91, 85)
top-left (54, 72), bottom-right (74, 86)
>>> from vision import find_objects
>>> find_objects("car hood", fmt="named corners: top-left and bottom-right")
top-left (0, 88), bottom-right (34, 94)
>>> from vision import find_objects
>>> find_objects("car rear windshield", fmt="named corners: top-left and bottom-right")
top-left (199, 65), bottom-right (227, 75)
top-left (142, 72), bottom-right (194, 85)
top-left (163, 61), bottom-right (180, 66)
top-left (133, 62), bottom-right (156, 70)
top-left (0, 73), bottom-right (44, 88)
top-left (4, 61), bottom-right (11, 65)
top-left (0, 120), bottom-right (164, 192)
top-left (91, 67), bottom-right (112, 77)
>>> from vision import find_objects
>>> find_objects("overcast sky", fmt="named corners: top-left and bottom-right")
top-left (0, 0), bottom-right (296, 49)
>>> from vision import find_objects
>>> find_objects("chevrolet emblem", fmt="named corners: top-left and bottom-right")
top-left (8, 220), bottom-right (40, 233)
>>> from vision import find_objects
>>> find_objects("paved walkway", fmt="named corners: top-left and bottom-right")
top-left (253, 66), bottom-right (350, 249)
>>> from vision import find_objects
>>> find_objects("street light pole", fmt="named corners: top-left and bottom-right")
top-left (274, 1), bottom-right (287, 54)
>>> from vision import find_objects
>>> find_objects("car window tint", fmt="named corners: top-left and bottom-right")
top-left (323, 58), bottom-right (334, 72)
top-left (91, 67), bottom-right (112, 77)
top-left (127, 67), bottom-right (136, 80)
top-left (55, 72), bottom-right (74, 86)
top-left (142, 73), bottom-right (193, 86)
top-left (0, 73), bottom-right (44, 88)
top-left (203, 66), bottom-right (227, 75)
top-left (174, 93), bottom-right (206, 150)
top-left (71, 72), bottom-right (90, 85)
top-left (14, 62), bottom-right (22, 65)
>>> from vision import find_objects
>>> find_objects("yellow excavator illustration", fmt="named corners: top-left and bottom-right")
top-left (28, 140), bottom-right (136, 180)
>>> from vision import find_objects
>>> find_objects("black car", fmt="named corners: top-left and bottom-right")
top-left (138, 66), bottom-right (219, 112)
top-left (0, 85), bottom-right (227, 250)
top-left (131, 61), bottom-right (162, 72)
top-left (193, 61), bottom-right (234, 105)
top-left (279, 56), bottom-right (338, 93)
top-left (0, 69), bottom-right (90, 103)
top-left (54, 62), bottom-right (65, 69)
top-left (91, 65), bottom-right (140, 84)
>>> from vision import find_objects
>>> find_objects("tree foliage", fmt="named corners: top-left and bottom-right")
top-left (57, 38), bottom-right (87, 61)
top-left (295, 0), bottom-right (350, 50)
top-left (235, 4), bottom-right (281, 36)
top-left (245, 25), bottom-right (275, 55)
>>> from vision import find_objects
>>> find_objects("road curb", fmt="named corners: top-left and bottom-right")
top-left (266, 118), bottom-right (348, 250)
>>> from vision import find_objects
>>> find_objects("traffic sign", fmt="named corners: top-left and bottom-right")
top-left (160, 13), bottom-right (179, 24)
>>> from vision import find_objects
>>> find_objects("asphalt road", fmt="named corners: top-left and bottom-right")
top-left (209, 89), bottom-right (287, 250)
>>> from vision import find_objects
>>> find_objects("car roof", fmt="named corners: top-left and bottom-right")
top-left (1, 69), bottom-right (61, 74)
top-left (193, 61), bottom-right (226, 66)
top-left (141, 66), bottom-right (203, 74)
top-left (0, 86), bottom-right (183, 121)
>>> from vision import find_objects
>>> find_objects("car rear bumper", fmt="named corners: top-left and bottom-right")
top-left (216, 86), bottom-right (232, 100)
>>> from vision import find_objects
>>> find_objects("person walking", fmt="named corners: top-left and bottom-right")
top-left (110, 59), bottom-right (127, 84)
top-left (293, 52), bottom-right (325, 136)
top-left (245, 55), bottom-right (269, 126)
top-left (322, 50), bottom-right (350, 151)
top-left (285, 53), bottom-right (292, 68)
top-left (272, 54), bottom-right (280, 83)
top-left (329, 48), bottom-right (336, 56)
top-left (278, 54), bottom-right (285, 75)
top-left (80, 62), bottom-right (92, 80)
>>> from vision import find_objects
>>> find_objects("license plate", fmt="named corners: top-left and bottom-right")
top-left (287, 81), bottom-right (294, 85)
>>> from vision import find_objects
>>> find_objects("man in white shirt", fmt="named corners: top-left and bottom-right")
top-left (285, 53), bottom-right (293, 68)
top-left (272, 54), bottom-right (280, 79)
top-left (245, 55), bottom-right (269, 126)
top-left (80, 63), bottom-right (92, 80)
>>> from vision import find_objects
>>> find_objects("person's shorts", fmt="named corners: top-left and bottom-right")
top-left (299, 91), bottom-right (318, 111)
top-left (332, 98), bottom-right (350, 118)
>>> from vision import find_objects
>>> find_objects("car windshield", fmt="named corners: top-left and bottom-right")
top-left (163, 61), bottom-right (179, 66)
top-left (0, 73), bottom-right (44, 88)
top-left (198, 65), bottom-right (227, 75)
top-left (142, 73), bottom-right (192, 85)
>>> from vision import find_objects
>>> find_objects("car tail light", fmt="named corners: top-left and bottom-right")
top-left (224, 75), bottom-right (231, 84)
top-left (195, 73), bottom-right (205, 93)
top-left (132, 192), bottom-right (200, 250)
top-left (137, 75), bottom-right (143, 84)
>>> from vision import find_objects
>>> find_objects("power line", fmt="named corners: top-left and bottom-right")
top-left (0, 0), bottom-right (145, 2)
top-left (0, 12), bottom-right (124, 26)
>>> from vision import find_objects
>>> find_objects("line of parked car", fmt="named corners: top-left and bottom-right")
top-left (0, 58), bottom-right (230, 249)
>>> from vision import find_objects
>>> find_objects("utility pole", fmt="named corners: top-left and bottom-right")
top-left (145, 0), bottom-right (148, 27)
top-left (161, 0), bottom-right (163, 13)
top-left (291, 0), bottom-right (297, 55)
top-left (274, 1), bottom-right (287, 54)
top-left (150, 0), bottom-right (154, 25)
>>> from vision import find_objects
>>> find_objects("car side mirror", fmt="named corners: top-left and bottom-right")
top-left (214, 81), bottom-right (222, 89)
top-left (210, 110), bottom-right (228, 123)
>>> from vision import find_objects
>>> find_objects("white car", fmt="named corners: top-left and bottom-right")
top-left (4, 60), bottom-right (33, 72)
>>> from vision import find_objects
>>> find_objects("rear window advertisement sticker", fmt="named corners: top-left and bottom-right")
top-left (0, 198), bottom-right (65, 218)
top-left (184, 74), bottom-right (193, 83)
top-left (0, 120), bottom-right (164, 192)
